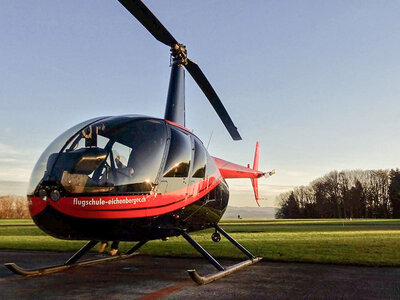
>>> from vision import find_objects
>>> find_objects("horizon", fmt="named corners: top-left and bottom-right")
top-left (0, 179), bottom-right (287, 207)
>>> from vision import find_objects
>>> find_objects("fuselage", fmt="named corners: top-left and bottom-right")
top-left (28, 115), bottom-right (229, 241)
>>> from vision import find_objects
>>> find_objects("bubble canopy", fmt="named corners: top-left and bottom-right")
top-left (28, 116), bottom-right (168, 196)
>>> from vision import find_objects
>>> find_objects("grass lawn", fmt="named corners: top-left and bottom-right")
top-left (0, 219), bottom-right (399, 266)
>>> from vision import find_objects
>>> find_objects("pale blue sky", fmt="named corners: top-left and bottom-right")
top-left (1, 1), bottom-right (399, 206)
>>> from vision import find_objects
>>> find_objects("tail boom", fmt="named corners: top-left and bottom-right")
top-left (212, 157), bottom-right (265, 179)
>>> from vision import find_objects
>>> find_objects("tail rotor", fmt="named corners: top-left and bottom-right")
top-left (250, 142), bottom-right (261, 206)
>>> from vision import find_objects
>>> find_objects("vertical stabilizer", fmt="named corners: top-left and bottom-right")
top-left (253, 141), bottom-right (259, 171)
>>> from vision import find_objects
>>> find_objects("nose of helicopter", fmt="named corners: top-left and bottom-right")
top-left (28, 180), bottom-right (64, 218)
top-left (27, 194), bottom-right (47, 218)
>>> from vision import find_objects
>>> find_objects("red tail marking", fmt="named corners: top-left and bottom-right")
top-left (253, 141), bottom-right (259, 171)
top-left (251, 177), bottom-right (260, 207)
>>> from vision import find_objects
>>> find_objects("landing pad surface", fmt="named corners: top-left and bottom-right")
top-left (0, 250), bottom-right (398, 299)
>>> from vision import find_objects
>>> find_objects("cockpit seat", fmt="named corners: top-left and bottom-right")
top-left (70, 148), bottom-right (107, 175)
top-left (57, 148), bottom-right (113, 194)
top-left (53, 147), bottom-right (107, 176)
top-left (53, 147), bottom-right (111, 194)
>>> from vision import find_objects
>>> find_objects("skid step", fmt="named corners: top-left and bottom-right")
top-left (188, 257), bottom-right (262, 285)
top-left (5, 252), bottom-right (139, 276)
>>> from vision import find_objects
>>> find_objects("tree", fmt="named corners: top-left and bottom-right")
top-left (348, 180), bottom-right (364, 218)
top-left (312, 179), bottom-right (335, 218)
top-left (389, 169), bottom-right (400, 218)
top-left (275, 169), bottom-right (395, 219)
top-left (287, 192), bottom-right (300, 218)
top-left (275, 192), bottom-right (290, 219)
top-left (0, 196), bottom-right (30, 218)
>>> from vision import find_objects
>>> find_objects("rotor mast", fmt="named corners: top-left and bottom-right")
top-left (164, 44), bottom-right (188, 127)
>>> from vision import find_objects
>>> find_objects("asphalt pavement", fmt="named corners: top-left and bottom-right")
top-left (0, 250), bottom-right (399, 299)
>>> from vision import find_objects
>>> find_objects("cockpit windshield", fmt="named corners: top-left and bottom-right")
top-left (27, 117), bottom-right (105, 196)
top-left (31, 116), bottom-right (167, 196)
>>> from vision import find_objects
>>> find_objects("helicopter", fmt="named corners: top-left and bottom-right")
top-left (5, 0), bottom-right (274, 285)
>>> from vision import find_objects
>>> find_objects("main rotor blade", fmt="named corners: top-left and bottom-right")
top-left (186, 59), bottom-right (242, 141)
top-left (117, 0), bottom-right (178, 46)
top-left (117, 1), bottom-right (241, 140)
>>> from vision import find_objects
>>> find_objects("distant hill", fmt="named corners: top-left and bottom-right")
top-left (0, 181), bottom-right (28, 196)
top-left (223, 206), bottom-right (276, 219)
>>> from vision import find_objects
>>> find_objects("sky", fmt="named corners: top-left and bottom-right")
top-left (1, 1), bottom-right (400, 206)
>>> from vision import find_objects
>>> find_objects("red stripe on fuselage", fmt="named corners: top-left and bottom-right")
top-left (29, 174), bottom-right (222, 219)
top-left (165, 120), bottom-right (196, 136)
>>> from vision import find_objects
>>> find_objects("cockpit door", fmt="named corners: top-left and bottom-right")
top-left (187, 137), bottom-right (207, 199)
top-left (187, 137), bottom-right (196, 199)
top-left (160, 127), bottom-right (191, 201)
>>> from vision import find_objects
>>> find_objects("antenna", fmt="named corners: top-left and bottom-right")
top-left (206, 131), bottom-right (213, 150)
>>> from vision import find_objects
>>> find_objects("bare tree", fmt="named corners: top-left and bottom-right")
top-left (276, 169), bottom-right (395, 219)
top-left (0, 195), bottom-right (30, 219)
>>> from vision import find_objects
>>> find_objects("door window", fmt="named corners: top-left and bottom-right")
top-left (163, 128), bottom-right (191, 178)
top-left (191, 139), bottom-right (206, 178)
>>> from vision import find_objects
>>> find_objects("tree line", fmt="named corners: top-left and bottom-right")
top-left (0, 196), bottom-right (30, 218)
top-left (276, 169), bottom-right (400, 219)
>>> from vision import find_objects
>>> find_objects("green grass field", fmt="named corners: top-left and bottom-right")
top-left (0, 219), bottom-right (399, 266)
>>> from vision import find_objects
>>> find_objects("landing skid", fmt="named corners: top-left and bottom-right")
top-left (4, 253), bottom-right (139, 276)
top-left (4, 240), bottom-right (147, 276)
top-left (181, 224), bottom-right (262, 285)
top-left (188, 257), bottom-right (262, 285)
top-left (5, 226), bottom-right (260, 284)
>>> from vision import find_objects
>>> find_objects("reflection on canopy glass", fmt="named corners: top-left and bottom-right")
top-left (163, 128), bottom-right (191, 178)
top-left (27, 117), bottom-right (105, 195)
top-left (30, 116), bottom-right (167, 195)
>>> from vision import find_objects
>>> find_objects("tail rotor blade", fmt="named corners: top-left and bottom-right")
top-left (186, 59), bottom-right (242, 141)
top-left (117, 0), bottom-right (178, 46)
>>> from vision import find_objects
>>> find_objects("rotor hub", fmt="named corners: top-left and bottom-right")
top-left (171, 43), bottom-right (188, 65)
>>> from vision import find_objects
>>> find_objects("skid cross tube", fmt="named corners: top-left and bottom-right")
top-left (215, 225), bottom-right (255, 260)
top-left (126, 240), bottom-right (148, 254)
top-left (181, 231), bottom-right (224, 271)
top-left (65, 240), bottom-right (99, 265)
top-left (182, 225), bottom-right (262, 285)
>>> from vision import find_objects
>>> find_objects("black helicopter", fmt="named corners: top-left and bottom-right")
top-left (5, 0), bottom-right (274, 284)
